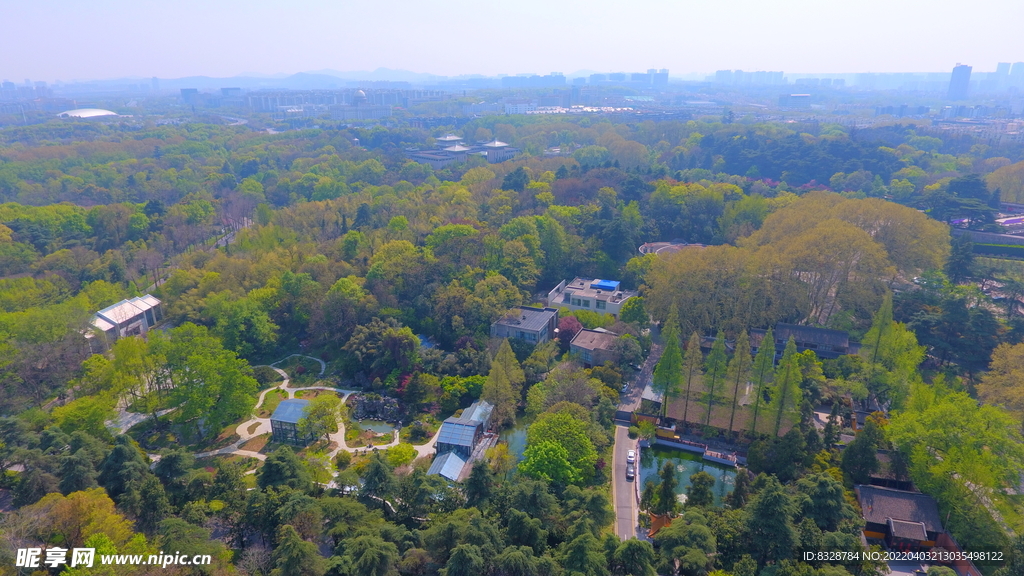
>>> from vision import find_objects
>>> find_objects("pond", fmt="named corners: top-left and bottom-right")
top-left (497, 415), bottom-right (535, 468)
top-left (358, 420), bottom-right (395, 434)
top-left (638, 446), bottom-right (737, 506)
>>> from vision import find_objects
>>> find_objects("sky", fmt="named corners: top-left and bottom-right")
top-left (2, 0), bottom-right (1023, 82)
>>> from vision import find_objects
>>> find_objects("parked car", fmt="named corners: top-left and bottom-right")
top-left (626, 449), bottom-right (636, 464)
top-left (621, 383), bottom-right (629, 393)
top-left (626, 462), bottom-right (636, 481)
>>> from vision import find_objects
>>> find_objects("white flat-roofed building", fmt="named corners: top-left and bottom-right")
top-left (547, 278), bottom-right (638, 317)
top-left (87, 295), bottom-right (163, 351)
top-left (57, 108), bottom-right (118, 119)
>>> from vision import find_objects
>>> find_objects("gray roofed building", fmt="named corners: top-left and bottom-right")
top-left (271, 399), bottom-right (314, 445)
top-left (887, 518), bottom-right (928, 541)
top-left (431, 400), bottom-right (494, 479)
top-left (435, 419), bottom-right (479, 449)
top-left (427, 451), bottom-right (467, 481)
top-left (750, 322), bottom-right (860, 360)
top-left (570, 328), bottom-right (621, 368)
top-left (855, 485), bottom-right (944, 546)
top-left (490, 306), bottom-right (558, 344)
top-left (87, 294), bottom-right (163, 352)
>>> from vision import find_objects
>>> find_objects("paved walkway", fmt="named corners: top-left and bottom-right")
top-left (271, 354), bottom-right (326, 376)
top-left (108, 408), bottom-right (176, 435)
top-left (113, 356), bottom-right (441, 467)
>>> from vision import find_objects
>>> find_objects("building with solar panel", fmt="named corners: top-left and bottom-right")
top-left (271, 399), bottom-right (315, 445)
top-left (428, 400), bottom-right (494, 481)
top-left (546, 277), bottom-right (638, 317)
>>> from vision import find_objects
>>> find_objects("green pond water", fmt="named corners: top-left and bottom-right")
top-left (497, 416), bottom-right (534, 467)
top-left (358, 420), bottom-right (394, 434)
top-left (638, 445), bottom-right (737, 505)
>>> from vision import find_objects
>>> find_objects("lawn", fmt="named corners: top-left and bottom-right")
top-left (294, 389), bottom-right (339, 400)
top-left (239, 433), bottom-right (270, 453)
top-left (257, 389), bottom-right (288, 418)
top-left (129, 417), bottom-right (239, 453)
top-left (399, 416), bottom-right (441, 445)
top-left (275, 356), bottom-right (324, 383)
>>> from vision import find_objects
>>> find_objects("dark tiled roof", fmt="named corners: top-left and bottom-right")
top-left (571, 329), bottom-right (619, 351)
top-left (775, 322), bottom-right (850, 348)
top-left (855, 485), bottom-right (943, 533)
top-left (271, 399), bottom-right (310, 424)
top-left (493, 306), bottom-right (557, 333)
top-left (888, 518), bottom-right (928, 541)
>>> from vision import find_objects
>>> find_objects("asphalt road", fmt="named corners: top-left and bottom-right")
top-left (612, 425), bottom-right (639, 540)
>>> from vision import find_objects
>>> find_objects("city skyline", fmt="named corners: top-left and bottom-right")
top-left (2, 0), bottom-right (1023, 82)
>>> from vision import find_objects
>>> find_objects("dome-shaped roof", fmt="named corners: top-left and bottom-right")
top-left (57, 108), bottom-right (117, 119)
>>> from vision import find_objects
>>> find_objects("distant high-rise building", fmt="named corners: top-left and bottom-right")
top-left (589, 73), bottom-right (606, 84)
top-left (1011, 63), bottom-right (1024, 87)
top-left (180, 88), bottom-right (199, 104)
top-left (715, 70), bottom-right (733, 84)
top-left (997, 62), bottom-right (1012, 75)
top-left (631, 72), bottom-right (652, 83)
top-left (653, 69), bottom-right (669, 85)
top-left (607, 72), bottom-right (626, 83)
top-left (948, 64), bottom-right (972, 100)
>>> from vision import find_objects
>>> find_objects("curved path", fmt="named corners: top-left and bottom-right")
top-left (271, 354), bottom-right (326, 376)
top-left (193, 365), bottom-right (440, 463)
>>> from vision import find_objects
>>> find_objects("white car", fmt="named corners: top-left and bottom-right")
top-left (626, 449), bottom-right (636, 464)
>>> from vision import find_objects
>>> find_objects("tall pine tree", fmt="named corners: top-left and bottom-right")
top-left (703, 331), bottom-right (728, 427)
top-left (493, 339), bottom-right (526, 400)
top-left (726, 330), bottom-right (752, 434)
top-left (749, 327), bottom-right (776, 436)
top-left (652, 307), bottom-right (683, 419)
top-left (771, 337), bottom-right (803, 437)
top-left (483, 360), bottom-right (517, 429)
top-left (682, 332), bottom-right (704, 426)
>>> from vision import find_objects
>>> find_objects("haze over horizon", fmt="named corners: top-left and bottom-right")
top-left (3, 0), bottom-right (1023, 83)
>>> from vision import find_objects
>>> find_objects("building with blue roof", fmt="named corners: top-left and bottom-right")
top-left (271, 399), bottom-right (315, 445)
top-left (546, 277), bottom-right (638, 317)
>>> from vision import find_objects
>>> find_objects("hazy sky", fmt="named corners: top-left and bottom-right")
top-left (3, 0), bottom-right (1023, 81)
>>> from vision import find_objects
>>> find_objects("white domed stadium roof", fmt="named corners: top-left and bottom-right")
top-left (57, 108), bottom-right (117, 119)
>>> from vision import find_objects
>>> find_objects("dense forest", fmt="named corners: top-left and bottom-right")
top-left (1, 116), bottom-right (1024, 576)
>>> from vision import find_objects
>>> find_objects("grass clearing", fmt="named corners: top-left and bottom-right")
top-left (240, 433), bottom-right (270, 453)
top-left (257, 389), bottom-right (288, 418)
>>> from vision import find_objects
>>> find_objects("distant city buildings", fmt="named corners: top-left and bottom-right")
top-left (948, 64), bottom-right (972, 100)
top-left (778, 94), bottom-right (811, 108)
top-left (715, 70), bottom-right (786, 85)
top-left (330, 90), bottom-right (392, 121)
top-left (586, 70), bottom-right (669, 86)
top-left (501, 73), bottom-right (566, 88)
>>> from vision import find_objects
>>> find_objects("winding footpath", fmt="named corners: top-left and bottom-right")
top-left (121, 354), bottom-right (440, 469)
